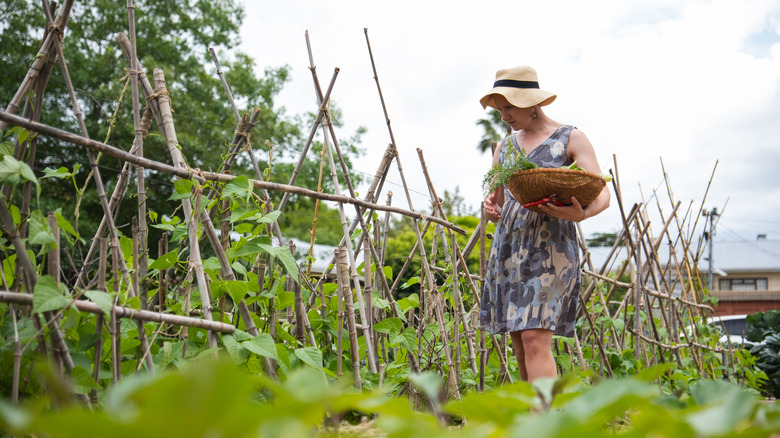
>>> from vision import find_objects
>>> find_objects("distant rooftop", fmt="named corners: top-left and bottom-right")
top-left (584, 239), bottom-right (780, 274)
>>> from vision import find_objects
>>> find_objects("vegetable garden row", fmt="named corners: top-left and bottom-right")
top-left (0, 1), bottom-right (777, 436)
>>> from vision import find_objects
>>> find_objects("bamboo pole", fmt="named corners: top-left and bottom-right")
top-left (73, 106), bottom-right (151, 290)
top-left (0, 109), bottom-right (465, 235)
top-left (208, 47), bottom-right (241, 123)
top-left (0, 292), bottom-right (236, 333)
top-left (337, 246), bottom-right (361, 389)
top-left (417, 148), bottom-right (478, 374)
top-left (0, 0), bottom-right (75, 131)
top-left (126, 0), bottom-right (148, 304)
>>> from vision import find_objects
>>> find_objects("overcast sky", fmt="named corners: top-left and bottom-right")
top-left (236, 0), bottom-right (780, 242)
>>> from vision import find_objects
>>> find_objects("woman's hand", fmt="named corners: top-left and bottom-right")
top-left (483, 189), bottom-right (504, 222)
top-left (535, 196), bottom-right (587, 222)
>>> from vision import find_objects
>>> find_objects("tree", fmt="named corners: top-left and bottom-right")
top-left (476, 108), bottom-right (510, 154)
top-left (0, 1), bottom-right (365, 276)
top-left (586, 232), bottom-right (620, 247)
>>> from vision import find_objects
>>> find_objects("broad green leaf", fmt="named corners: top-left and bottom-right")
top-left (374, 317), bottom-right (403, 335)
top-left (237, 237), bottom-right (299, 279)
top-left (294, 347), bottom-right (322, 370)
top-left (222, 334), bottom-right (247, 365)
top-left (242, 334), bottom-right (278, 360)
top-left (28, 210), bottom-right (54, 246)
top-left (0, 142), bottom-right (13, 157)
top-left (276, 290), bottom-right (295, 310)
top-left (401, 276), bottom-right (420, 290)
top-left (222, 175), bottom-right (252, 200)
top-left (221, 280), bottom-right (249, 304)
top-left (71, 366), bottom-right (100, 390)
top-left (148, 249), bottom-right (179, 270)
top-left (398, 293), bottom-right (420, 312)
top-left (228, 205), bottom-right (259, 223)
top-left (261, 245), bottom-right (299, 279)
top-left (390, 326), bottom-right (417, 352)
top-left (84, 290), bottom-right (114, 317)
top-left (33, 275), bottom-right (69, 314)
top-left (251, 210), bottom-right (281, 224)
top-left (0, 155), bottom-right (23, 184)
top-left (201, 257), bottom-right (221, 272)
top-left (42, 166), bottom-right (73, 179)
top-left (234, 236), bottom-right (272, 257)
top-left (231, 261), bottom-right (247, 278)
top-left (54, 209), bottom-right (79, 240)
top-left (150, 223), bottom-right (175, 232)
top-left (231, 329), bottom-right (253, 342)
top-left (686, 379), bottom-right (757, 436)
top-left (169, 179), bottom-right (193, 200)
top-left (16, 129), bottom-right (29, 144)
top-left (275, 343), bottom-right (292, 372)
top-left (409, 372), bottom-right (442, 405)
top-left (382, 265), bottom-right (393, 280)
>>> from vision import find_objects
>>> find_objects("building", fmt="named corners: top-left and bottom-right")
top-left (708, 238), bottom-right (780, 315)
top-left (583, 237), bottom-right (780, 316)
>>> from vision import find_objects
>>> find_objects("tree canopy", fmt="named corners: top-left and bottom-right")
top-left (0, 0), bottom-right (366, 266)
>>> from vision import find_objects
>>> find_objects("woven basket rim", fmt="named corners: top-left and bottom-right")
top-left (506, 167), bottom-right (606, 212)
top-left (511, 167), bottom-right (606, 180)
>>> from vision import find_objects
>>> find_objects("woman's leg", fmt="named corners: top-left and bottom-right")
top-left (513, 329), bottom-right (556, 382)
top-left (509, 331), bottom-right (528, 381)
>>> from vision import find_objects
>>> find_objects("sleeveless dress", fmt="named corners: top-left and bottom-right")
top-left (479, 124), bottom-right (580, 337)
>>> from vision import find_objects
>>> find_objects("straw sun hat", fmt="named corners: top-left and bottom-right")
top-left (480, 66), bottom-right (557, 110)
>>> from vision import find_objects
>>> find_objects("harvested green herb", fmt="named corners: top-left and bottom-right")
top-left (482, 139), bottom-right (612, 196)
top-left (482, 138), bottom-right (537, 196)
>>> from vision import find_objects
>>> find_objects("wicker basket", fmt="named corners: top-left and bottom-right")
top-left (506, 168), bottom-right (606, 213)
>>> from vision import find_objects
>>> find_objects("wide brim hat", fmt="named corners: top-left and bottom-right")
top-left (480, 65), bottom-right (557, 109)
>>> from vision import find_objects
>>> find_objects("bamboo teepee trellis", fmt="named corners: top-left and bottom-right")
top-left (0, 1), bottom-right (742, 407)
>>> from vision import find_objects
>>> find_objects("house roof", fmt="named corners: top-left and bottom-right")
top-left (584, 239), bottom-right (780, 275)
top-left (709, 240), bottom-right (780, 273)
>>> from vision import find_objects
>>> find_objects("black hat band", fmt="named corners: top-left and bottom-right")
top-left (493, 80), bottom-right (540, 89)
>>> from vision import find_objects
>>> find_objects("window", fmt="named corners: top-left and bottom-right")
top-left (718, 278), bottom-right (768, 291)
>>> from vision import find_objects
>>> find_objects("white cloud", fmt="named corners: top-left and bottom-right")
top-left (238, 0), bottom-right (780, 240)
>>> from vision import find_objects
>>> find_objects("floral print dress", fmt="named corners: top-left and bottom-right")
top-left (479, 124), bottom-right (580, 337)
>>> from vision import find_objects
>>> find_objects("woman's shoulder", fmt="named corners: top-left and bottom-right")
top-left (567, 126), bottom-right (589, 144)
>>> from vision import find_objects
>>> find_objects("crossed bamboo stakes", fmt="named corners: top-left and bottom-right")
top-left (0, 1), bottom-right (740, 407)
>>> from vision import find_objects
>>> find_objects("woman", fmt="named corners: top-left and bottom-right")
top-left (479, 65), bottom-right (610, 382)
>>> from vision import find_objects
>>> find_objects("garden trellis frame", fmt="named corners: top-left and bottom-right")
top-left (0, 0), bottom-right (743, 408)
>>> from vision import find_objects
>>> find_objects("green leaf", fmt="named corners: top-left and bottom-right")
top-left (33, 275), bottom-right (69, 314)
top-left (374, 317), bottom-right (403, 335)
top-left (16, 128), bottom-right (29, 144)
top-left (234, 236), bottom-right (272, 257)
top-left (222, 334), bottom-right (247, 364)
top-left (242, 334), bottom-right (278, 360)
top-left (398, 293), bottom-right (420, 312)
top-left (84, 290), bottom-right (114, 317)
top-left (71, 366), bottom-right (100, 390)
top-left (0, 154), bottom-right (23, 185)
top-left (382, 265), bottom-right (393, 280)
top-left (148, 250), bottom-right (179, 270)
top-left (42, 166), bottom-right (74, 179)
top-left (401, 276), bottom-right (420, 290)
top-left (54, 209), bottom-right (79, 240)
top-left (238, 237), bottom-right (299, 279)
top-left (294, 347), bottom-right (322, 370)
top-left (169, 179), bottom-right (193, 200)
top-left (28, 210), bottom-right (54, 246)
top-left (390, 326), bottom-right (417, 352)
top-left (686, 379), bottom-right (758, 436)
top-left (228, 206), bottom-right (260, 223)
top-left (409, 372), bottom-right (442, 405)
top-left (222, 175), bottom-right (252, 200)
top-left (221, 280), bottom-right (249, 304)
top-left (251, 210), bottom-right (281, 224)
